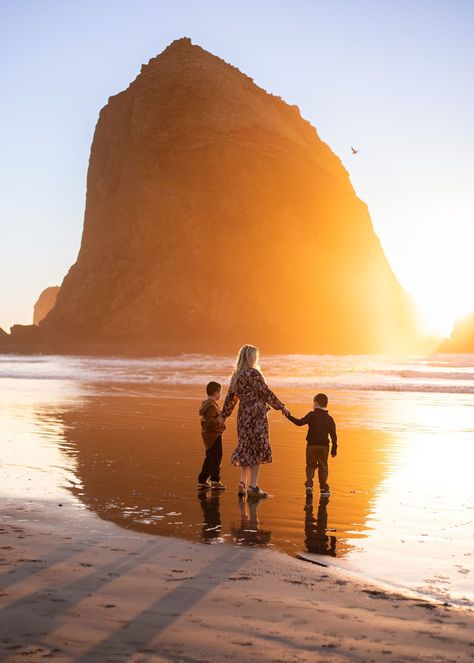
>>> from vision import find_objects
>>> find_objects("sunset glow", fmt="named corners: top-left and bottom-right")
top-left (416, 295), bottom-right (472, 338)
top-left (378, 216), bottom-right (474, 338)
top-left (1, 3), bottom-right (474, 659)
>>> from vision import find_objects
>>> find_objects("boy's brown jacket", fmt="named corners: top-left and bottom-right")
top-left (199, 398), bottom-right (226, 449)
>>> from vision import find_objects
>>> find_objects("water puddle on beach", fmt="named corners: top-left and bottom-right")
top-left (1, 353), bottom-right (473, 606)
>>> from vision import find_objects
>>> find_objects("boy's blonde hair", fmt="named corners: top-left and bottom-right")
top-left (230, 344), bottom-right (260, 389)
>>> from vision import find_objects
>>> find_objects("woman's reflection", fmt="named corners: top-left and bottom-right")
top-left (231, 496), bottom-right (271, 546)
top-left (304, 495), bottom-right (336, 557)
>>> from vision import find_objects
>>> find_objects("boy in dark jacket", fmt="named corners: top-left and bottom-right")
top-left (285, 393), bottom-right (337, 497)
top-left (198, 381), bottom-right (226, 490)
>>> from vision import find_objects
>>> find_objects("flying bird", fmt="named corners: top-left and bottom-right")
top-left (351, 146), bottom-right (359, 154)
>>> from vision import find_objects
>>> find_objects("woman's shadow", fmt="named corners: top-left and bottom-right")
top-left (304, 495), bottom-right (336, 557)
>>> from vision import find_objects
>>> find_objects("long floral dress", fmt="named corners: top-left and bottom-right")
top-left (222, 367), bottom-right (285, 466)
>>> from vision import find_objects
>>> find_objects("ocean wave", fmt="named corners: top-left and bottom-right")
top-left (1, 353), bottom-right (474, 395)
top-left (1, 372), bottom-right (473, 394)
top-left (375, 370), bottom-right (474, 381)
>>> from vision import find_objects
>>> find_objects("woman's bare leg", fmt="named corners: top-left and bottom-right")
top-left (240, 466), bottom-right (250, 485)
top-left (249, 464), bottom-right (260, 487)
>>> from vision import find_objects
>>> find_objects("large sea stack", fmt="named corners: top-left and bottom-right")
top-left (38, 38), bottom-right (418, 354)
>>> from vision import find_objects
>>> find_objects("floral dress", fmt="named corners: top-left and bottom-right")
top-left (222, 367), bottom-right (285, 466)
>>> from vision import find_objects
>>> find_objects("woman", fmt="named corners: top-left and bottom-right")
top-left (221, 344), bottom-right (288, 497)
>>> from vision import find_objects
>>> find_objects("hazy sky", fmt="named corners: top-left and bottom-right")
top-left (1, 0), bottom-right (473, 335)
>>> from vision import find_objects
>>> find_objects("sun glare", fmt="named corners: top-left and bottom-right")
top-left (415, 294), bottom-right (472, 338)
top-left (418, 303), bottom-right (455, 338)
top-left (394, 242), bottom-right (474, 339)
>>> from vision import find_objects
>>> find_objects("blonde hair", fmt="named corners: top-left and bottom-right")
top-left (230, 344), bottom-right (260, 388)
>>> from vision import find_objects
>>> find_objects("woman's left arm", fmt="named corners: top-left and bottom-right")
top-left (253, 370), bottom-right (286, 411)
top-left (221, 389), bottom-right (239, 419)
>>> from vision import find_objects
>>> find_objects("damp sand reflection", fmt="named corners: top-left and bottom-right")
top-left (1, 355), bottom-right (473, 605)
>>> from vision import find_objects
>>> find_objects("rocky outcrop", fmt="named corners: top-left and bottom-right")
top-left (0, 327), bottom-right (11, 352)
top-left (0, 324), bottom-right (52, 354)
top-left (439, 312), bottom-right (474, 352)
top-left (9, 324), bottom-right (44, 352)
top-left (37, 37), bottom-right (419, 354)
top-left (33, 286), bottom-right (59, 325)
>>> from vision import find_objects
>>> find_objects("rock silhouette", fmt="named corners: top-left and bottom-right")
top-left (25, 38), bottom-right (418, 353)
top-left (33, 286), bottom-right (59, 325)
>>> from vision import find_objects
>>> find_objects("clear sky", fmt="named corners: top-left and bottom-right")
top-left (1, 0), bottom-right (473, 336)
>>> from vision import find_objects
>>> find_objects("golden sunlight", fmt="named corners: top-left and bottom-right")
top-left (397, 245), bottom-right (474, 338)
top-left (415, 292), bottom-right (472, 338)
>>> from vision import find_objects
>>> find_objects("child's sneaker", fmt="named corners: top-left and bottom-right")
top-left (247, 485), bottom-right (268, 498)
top-left (210, 481), bottom-right (226, 491)
top-left (320, 489), bottom-right (331, 497)
top-left (197, 479), bottom-right (211, 489)
top-left (305, 486), bottom-right (313, 496)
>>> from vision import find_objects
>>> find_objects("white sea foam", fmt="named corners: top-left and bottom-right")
top-left (1, 353), bottom-right (474, 394)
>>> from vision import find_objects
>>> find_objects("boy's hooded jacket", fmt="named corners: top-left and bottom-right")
top-left (199, 398), bottom-right (226, 449)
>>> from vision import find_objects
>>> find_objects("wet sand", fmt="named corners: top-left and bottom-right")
top-left (1, 498), bottom-right (473, 662)
top-left (28, 384), bottom-right (474, 604)
top-left (2, 353), bottom-right (474, 604)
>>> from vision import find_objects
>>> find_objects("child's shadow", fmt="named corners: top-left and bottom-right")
top-left (231, 496), bottom-right (272, 546)
top-left (304, 495), bottom-right (336, 557)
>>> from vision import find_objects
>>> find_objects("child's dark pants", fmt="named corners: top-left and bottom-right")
top-left (198, 435), bottom-right (222, 483)
top-left (305, 444), bottom-right (329, 491)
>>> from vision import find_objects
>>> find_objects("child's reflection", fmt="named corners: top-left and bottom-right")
top-left (198, 488), bottom-right (222, 542)
top-left (304, 495), bottom-right (336, 556)
top-left (231, 496), bottom-right (271, 545)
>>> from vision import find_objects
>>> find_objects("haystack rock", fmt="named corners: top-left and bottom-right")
top-left (33, 286), bottom-right (59, 325)
top-left (41, 37), bottom-right (419, 354)
top-left (439, 312), bottom-right (474, 352)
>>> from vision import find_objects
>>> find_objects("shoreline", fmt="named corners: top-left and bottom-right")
top-left (1, 498), bottom-right (473, 662)
top-left (296, 552), bottom-right (473, 611)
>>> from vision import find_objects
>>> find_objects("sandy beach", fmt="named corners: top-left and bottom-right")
top-left (1, 354), bottom-right (474, 661)
top-left (1, 498), bottom-right (473, 663)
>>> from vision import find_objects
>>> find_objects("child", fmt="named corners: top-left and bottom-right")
top-left (198, 381), bottom-right (226, 490)
top-left (285, 393), bottom-right (337, 497)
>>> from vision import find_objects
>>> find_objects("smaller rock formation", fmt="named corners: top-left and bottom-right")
top-left (439, 312), bottom-right (474, 352)
top-left (33, 286), bottom-right (60, 325)
top-left (9, 324), bottom-right (43, 351)
top-left (0, 326), bottom-right (12, 351)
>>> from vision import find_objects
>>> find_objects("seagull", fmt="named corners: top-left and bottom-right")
top-left (351, 146), bottom-right (359, 154)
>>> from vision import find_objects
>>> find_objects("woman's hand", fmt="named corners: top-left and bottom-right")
top-left (281, 406), bottom-right (290, 417)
